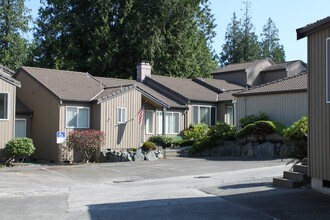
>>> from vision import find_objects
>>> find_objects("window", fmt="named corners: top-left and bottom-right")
top-left (66, 106), bottom-right (90, 128)
top-left (0, 93), bottom-right (8, 120)
top-left (327, 38), bottom-right (330, 103)
top-left (225, 106), bottom-right (234, 125)
top-left (145, 110), bottom-right (154, 134)
top-left (165, 112), bottom-right (180, 134)
top-left (117, 107), bottom-right (127, 124)
top-left (192, 105), bottom-right (216, 126)
top-left (156, 111), bottom-right (163, 134)
top-left (15, 118), bottom-right (26, 137)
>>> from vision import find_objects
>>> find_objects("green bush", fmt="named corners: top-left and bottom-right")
top-left (178, 139), bottom-right (196, 147)
top-left (142, 141), bottom-right (157, 151)
top-left (208, 122), bottom-right (236, 141)
top-left (239, 112), bottom-right (269, 128)
top-left (5, 137), bottom-right (35, 166)
top-left (67, 129), bottom-right (105, 163)
top-left (284, 116), bottom-right (308, 161)
top-left (183, 123), bottom-right (209, 142)
top-left (236, 120), bottom-right (283, 141)
top-left (148, 135), bottom-right (174, 148)
top-left (189, 138), bottom-right (217, 155)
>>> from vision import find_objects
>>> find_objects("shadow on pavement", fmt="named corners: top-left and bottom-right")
top-left (87, 196), bottom-right (274, 220)
top-left (220, 187), bottom-right (330, 220)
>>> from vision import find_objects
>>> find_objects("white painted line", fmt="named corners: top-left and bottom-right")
top-left (41, 167), bottom-right (68, 177)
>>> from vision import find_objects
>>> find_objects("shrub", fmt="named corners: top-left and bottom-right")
top-left (188, 138), bottom-right (217, 155)
top-left (183, 123), bottom-right (209, 142)
top-left (284, 116), bottom-right (308, 161)
top-left (142, 141), bottom-right (157, 151)
top-left (208, 122), bottom-right (236, 141)
top-left (148, 135), bottom-right (173, 148)
top-left (67, 129), bottom-right (105, 163)
top-left (235, 120), bottom-right (280, 141)
top-left (178, 139), bottom-right (196, 147)
top-left (5, 137), bottom-right (35, 166)
top-left (239, 112), bottom-right (269, 128)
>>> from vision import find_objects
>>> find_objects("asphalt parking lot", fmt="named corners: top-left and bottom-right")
top-left (1, 157), bottom-right (330, 220)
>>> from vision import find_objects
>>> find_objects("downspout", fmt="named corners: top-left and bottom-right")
top-left (232, 97), bottom-right (237, 127)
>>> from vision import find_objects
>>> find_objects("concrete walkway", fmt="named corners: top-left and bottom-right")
top-left (0, 158), bottom-right (329, 219)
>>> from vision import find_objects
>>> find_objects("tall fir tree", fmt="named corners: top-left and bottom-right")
top-left (32, 0), bottom-right (217, 78)
top-left (260, 18), bottom-right (285, 63)
top-left (239, 0), bottom-right (261, 62)
top-left (219, 13), bottom-right (242, 66)
top-left (0, 0), bottom-right (31, 70)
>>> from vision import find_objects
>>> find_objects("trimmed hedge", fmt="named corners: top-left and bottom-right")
top-left (208, 122), bottom-right (236, 141)
top-left (148, 135), bottom-right (173, 148)
top-left (5, 137), bottom-right (35, 166)
top-left (239, 112), bottom-right (269, 128)
top-left (183, 123), bottom-right (209, 142)
top-left (235, 120), bottom-right (285, 141)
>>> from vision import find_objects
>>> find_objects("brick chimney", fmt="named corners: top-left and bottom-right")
top-left (136, 61), bottom-right (151, 82)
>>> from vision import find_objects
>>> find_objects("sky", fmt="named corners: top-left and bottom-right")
top-left (25, 0), bottom-right (330, 63)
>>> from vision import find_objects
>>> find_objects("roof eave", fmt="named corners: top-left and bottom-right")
top-left (235, 88), bottom-right (307, 97)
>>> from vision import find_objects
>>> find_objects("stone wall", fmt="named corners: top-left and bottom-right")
top-left (181, 141), bottom-right (292, 158)
top-left (103, 148), bottom-right (164, 162)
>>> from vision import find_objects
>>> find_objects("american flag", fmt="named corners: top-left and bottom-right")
top-left (138, 108), bottom-right (144, 125)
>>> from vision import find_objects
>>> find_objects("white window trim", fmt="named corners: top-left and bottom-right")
top-left (117, 107), bottom-right (127, 124)
top-left (65, 106), bottom-right (90, 129)
top-left (0, 92), bottom-right (9, 121)
top-left (156, 110), bottom-right (163, 135)
top-left (145, 110), bottom-right (154, 134)
top-left (192, 105), bottom-right (217, 126)
top-left (165, 111), bottom-right (180, 135)
top-left (15, 118), bottom-right (27, 137)
top-left (326, 37), bottom-right (330, 103)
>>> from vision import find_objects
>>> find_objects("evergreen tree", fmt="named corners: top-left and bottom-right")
top-left (260, 18), bottom-right (285, 62)
top-left (32, 0), bottom-right (217, 78)
top-left (239, 1), bottom-right (261, 62)
top-left (219, 13), bottom-right (242, 66)
top-left (0, 0), bottom-right (31, 70)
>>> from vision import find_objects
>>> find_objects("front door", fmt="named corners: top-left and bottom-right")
top-left (15, 118), bottom-right (26, 137)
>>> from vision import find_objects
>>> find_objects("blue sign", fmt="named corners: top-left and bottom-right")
top-left (56, 131), bottom-right (66, 144)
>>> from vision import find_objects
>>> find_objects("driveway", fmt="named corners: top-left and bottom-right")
top-left (0, 157), bottom-right (330, 219)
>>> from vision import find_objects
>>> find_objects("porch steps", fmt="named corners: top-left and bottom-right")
top-left (164, 149), bottom-right (179, 159)
top-left (273, 159), bottom-right (310, 189)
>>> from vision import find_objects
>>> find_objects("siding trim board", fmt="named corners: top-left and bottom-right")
top-left (326, 37), bottom-right (330, 103)
top-left (235, 89), bottom-right (307, 97)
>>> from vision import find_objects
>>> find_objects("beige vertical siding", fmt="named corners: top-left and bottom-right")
top-left (308, 27), bottom-right (330, 181)
top-left (100, 90), bottom-right (142, 149)
top-left (236, 92), bottom-right (307, 128)
top-left (15, 71), bottom-right (60, 162)
top-left (0, 79), bottom-right (16, 151)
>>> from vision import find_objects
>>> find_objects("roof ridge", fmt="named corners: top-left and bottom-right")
top-left (247, 58), bottom-right (274, 70)
top-left (238, 71), bottom-right (307, 94)
top-left (22, 66), bottom-right (89, 75)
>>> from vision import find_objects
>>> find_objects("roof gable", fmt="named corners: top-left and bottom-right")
top-left (297, 16), bottom-right (330, 39)
top-left (18, 67), bottom-right (103, 102)
top-left (193, 77), bottom-right (244, 93)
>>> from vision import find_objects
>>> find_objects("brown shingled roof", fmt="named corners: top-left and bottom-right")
top-left (148, 75), bottom-right (219, 102)
top-left (95, 77), bottom-right (186, 108)
top-left (297, 16), bottom-right (330, 40)
top-left (19, 66), bottom-right (103, 102)
top-left (212, 58), bottom-right (274, 74)
top-left (193, 77), bottom-right (244, 92)
top-left (235, 72), bottom-right (307, 96)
